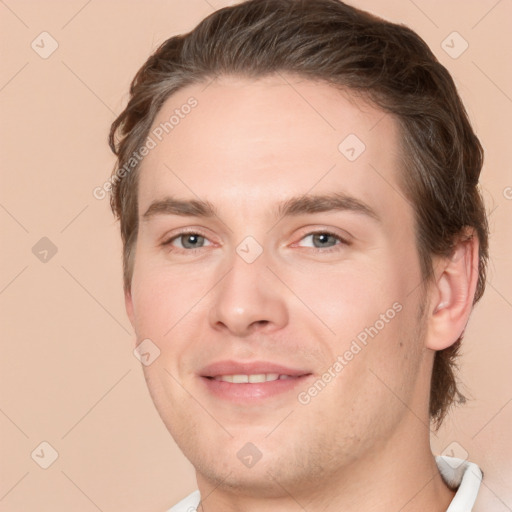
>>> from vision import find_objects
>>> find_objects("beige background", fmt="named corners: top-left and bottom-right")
top-left (1, 0), bottom-right (511, 510)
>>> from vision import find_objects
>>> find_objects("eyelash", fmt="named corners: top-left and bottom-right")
top-left (161, 229), bottom-right (350, 254)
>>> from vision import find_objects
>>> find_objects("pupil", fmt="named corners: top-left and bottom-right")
top-left (314, 233), bottom-right (334, 247)
top-left (183, 234), bottom-right (202, 248)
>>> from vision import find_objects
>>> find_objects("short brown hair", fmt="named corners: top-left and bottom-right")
top-left (109, 0), bottom-right (489, 428)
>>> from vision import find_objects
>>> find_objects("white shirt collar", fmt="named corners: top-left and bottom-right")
top-left (436, 456), bottom-right (483, 511)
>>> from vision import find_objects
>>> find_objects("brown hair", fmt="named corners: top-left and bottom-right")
top-left (109, 0), bottom-right (489, 428)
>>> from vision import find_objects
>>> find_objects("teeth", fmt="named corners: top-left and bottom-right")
top-left (248, 374), bottom-right (266, 383)
top-left (213, 373), bottom-right (288, 383)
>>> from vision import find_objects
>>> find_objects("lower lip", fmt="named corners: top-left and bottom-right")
top-left (200, 375), bottom-right (312, 402)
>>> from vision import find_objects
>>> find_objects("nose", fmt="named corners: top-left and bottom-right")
top-left (208, 248), bottom-right (289, 337)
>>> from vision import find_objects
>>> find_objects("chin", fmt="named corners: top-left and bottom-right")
top-left (197, 460), bottom-right (299, 499)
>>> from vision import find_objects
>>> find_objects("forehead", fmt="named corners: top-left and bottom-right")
top-left (137, 74), bottom-right (408, 222)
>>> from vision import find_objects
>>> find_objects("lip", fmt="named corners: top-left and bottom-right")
top-left (199, 360), bottom-right (311, 378)
top-left (198, 360), bottom-right (313, 403)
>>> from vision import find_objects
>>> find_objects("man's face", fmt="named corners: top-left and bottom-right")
top-left (127, 75), bottom-right (430, 495)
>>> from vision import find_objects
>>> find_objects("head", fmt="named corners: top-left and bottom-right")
top-left (108, 0), bottom-right (489, 497)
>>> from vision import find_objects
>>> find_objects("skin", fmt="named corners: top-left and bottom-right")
top-left (125, 74), bottom-right (479, 511)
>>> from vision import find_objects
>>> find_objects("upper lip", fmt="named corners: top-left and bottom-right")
top-left (199, 360), bottom-right (311, 378)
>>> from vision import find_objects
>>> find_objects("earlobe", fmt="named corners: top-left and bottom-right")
top-left (425, 229), bottom-right (480, 351)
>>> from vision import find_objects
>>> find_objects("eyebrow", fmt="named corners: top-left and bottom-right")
top-left (142, 193), bottom-right (381, 223)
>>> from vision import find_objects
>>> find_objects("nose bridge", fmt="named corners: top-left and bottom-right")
top-left (208, 240), bottom-right (288, 335)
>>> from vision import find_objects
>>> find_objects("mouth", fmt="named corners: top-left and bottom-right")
top-left (207, 373), bottom-right (300, 383)
top-left (199, 361), bottom-right (313, 402)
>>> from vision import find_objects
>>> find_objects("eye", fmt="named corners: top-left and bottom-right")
top-left (296, 231), bottom-right (348, 250)
top-left (161, 229), bottom-right (348, 253)
top-left (163, 232), bottom-right (212, 250)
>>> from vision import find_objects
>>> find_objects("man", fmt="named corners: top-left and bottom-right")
top-left (108, 0), bottom-right (489, 510)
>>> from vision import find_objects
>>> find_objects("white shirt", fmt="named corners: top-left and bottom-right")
top-left (166, 456), bottom-right (483, 512)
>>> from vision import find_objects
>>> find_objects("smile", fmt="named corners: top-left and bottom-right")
top-left (210, 373), bottom-right (296, 383)
top-left (199, 360), bottom-right (313, 402)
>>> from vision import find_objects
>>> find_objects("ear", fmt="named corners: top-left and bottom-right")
top-left (125, 287), bottom-right (136, 330)
top-left (425, 228), bottom-right (480, 351)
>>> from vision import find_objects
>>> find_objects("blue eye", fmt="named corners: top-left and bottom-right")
top-left (298, 232), bottom-right (346, 249)
top-left (161, 229), bottom-right (348, 254)
top-left (305, 233), bottom-right (338, 248)
top-left (164, 233), bottom-right (211, 250)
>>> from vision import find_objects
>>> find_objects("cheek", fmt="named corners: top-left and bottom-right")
top-left (285, 260), bottom-right (400, 338)
top-left (287, 256), bottom-right (421, 390)
top-left (130, 255), bottom-right (209, 336)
